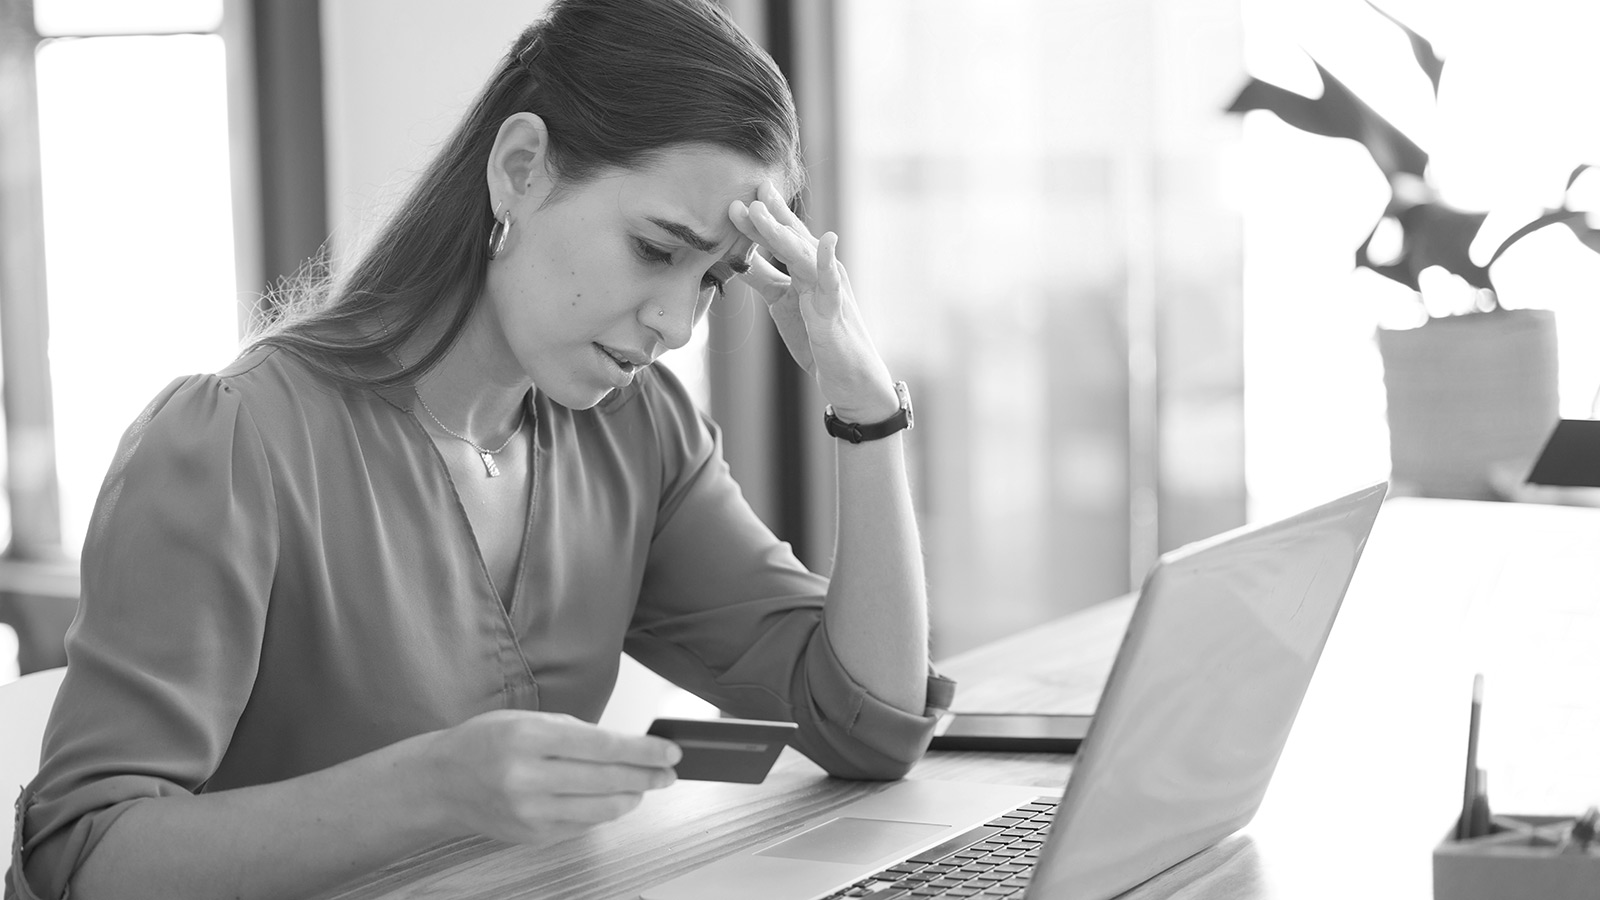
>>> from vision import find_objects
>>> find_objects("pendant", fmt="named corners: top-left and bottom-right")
top-left (480, 451), bottom-right (500, 477)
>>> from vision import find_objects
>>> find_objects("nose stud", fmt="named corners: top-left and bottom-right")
top-left (657, 308), bottom-right (666, 317)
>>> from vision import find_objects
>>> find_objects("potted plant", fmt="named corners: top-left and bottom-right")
top-left (1225, 2), bottom-right (1600, 500)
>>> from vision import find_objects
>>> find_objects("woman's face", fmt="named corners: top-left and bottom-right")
top-left (482, 143), bottom-right (776, 409)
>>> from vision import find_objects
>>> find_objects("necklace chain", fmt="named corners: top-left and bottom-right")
top-left (415, 393), bottom-right (528, 457)
top-left (380, 311), bottom-right (528, 477)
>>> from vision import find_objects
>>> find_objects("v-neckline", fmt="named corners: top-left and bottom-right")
top-left (409, 389), bottom-right (538, 615)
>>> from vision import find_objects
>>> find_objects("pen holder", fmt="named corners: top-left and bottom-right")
top-left (1433, 815), bottom-right (1600, 900)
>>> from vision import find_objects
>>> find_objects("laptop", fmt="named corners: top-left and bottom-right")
top-left (642, 482), bottom-right (1388, 900)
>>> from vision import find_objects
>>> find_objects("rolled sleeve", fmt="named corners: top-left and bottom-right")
top-left (9, 789), bottom-right (147, 900)
top-left (10, 790), bottom-right (41, 900)
top-left (795, 626), bottom-right (957, 778)
top-left (7, 374), bottom-right (279, 900)
top-left (623, 369), bottom-right (953, 780)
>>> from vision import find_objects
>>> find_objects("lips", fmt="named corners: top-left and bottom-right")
top-left (594, 343), bottom-right (656, 388)
top-left (597, 344), bottom-right (652, 372)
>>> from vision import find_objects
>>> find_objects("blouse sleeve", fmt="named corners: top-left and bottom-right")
top-left (622, 370), bottom-right (954, 782)
top-left (8, 375), bottom-right (278, 900)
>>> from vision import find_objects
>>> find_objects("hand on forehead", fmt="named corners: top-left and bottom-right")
top-left (616, 145), bottom-right (778, 253)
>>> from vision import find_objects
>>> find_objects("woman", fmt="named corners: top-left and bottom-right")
top-left (7, 1), bottom-right (945, 898)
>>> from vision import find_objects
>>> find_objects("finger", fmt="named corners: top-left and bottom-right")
top-left (746, 253), bottom-right (815, 373)
top-left (757, 180), bottom-right (817, 244)
top-left (535, 791), bottom-right (648, 827)
top-left (728, 202), bottom-right (797, 297)
top-left (740, 251), bottom-right (793, 300)
top-left (741, 254), bottom-right (815, 372)
top-left (835, 257), bottom-right (854, 296)
top-left (727, 200), bottom-right (762, 246)
top-left (732, 198), bottom-right (823, 294)
top-left (533, 759), bottom-right (677, 796)
top-left (814, 232), bottom-right (842, 318)
top-left (766, 293), bottom-right (816, 374)
top-left (731, 198), bottom-right (809, 261)
top-left (747, 201), bottom-right (818, 279)
top-left (531, 716), bottom-right (681, 767)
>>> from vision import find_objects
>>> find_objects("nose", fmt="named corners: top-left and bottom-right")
top-left (641, 281), bottom-right (709, 352)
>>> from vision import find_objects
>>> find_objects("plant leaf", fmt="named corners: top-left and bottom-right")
top-left (1225, 78), bottom-right (1347, 139)
top-left (1225, 63), bottom-right (1429, 180)
top-left (1354, 200), bottom-right (1491, 291)
top-left (1402, 203), bottom-right (1492, 290)
top-left (1365, 1), bottom-right (1445, 95)
top-left (1566, 163), bottom-right (1593, 193)
top-left (1489, 209), bottom-right (1585, 266)
top-left (1559, 215), bottom-right (1600, 255)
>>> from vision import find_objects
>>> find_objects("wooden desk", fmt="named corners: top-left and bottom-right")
top-left (326, 498), bottom-right (1600, 899)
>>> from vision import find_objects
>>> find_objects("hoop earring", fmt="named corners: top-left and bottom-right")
top-left (488, 206), bottom-right (512, 260)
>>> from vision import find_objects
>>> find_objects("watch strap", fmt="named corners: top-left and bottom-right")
top-left (824, 381), bottom-right (913, 443)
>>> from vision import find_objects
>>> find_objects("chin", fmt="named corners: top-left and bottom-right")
top-left (568, 393), bottom-right (613, 411)
top-left (544, 383), bottom-right (614, 411)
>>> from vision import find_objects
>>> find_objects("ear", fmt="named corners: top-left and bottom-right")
top-left (487, 112), bottom-right (554, 213)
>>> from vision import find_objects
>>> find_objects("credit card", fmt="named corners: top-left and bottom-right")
top-left (646, 717), bottom-right (798, 784)
top-left (1526, 419), bottom-right (1600, 487)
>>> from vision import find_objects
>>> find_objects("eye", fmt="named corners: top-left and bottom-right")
top-left (633, 238), bottom-right (673, 265)
top-left (701, 260), bottom-right (739, 297)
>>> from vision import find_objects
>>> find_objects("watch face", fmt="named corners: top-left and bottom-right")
top-left (894, 381), bottom-right (914, 429)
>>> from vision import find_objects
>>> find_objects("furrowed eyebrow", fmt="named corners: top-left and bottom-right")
top-left (646, 216), bottom-right (719, 254)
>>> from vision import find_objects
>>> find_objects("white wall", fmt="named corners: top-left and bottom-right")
top-left (321, 0), bottom-right (548, 260)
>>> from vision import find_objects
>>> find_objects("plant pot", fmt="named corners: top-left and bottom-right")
top-left (1376, 309), bottom-right (1559, 500)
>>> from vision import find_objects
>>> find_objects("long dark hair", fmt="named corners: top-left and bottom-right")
top-left (249, 0), bottom-right (802, 390)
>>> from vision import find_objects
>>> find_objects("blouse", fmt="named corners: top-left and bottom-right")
top-left (7, 345), bottom-right (953, 900)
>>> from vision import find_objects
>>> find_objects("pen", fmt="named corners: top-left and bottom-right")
top-left (1467, 768), bottom-right (1491, 839)
top-left (1456, 674), bottom-right (1484, 841)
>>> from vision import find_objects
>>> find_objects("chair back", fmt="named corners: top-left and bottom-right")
top-left (0, 667), bottom-right (66, 797)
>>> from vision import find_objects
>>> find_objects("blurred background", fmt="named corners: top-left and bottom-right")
top-left (0, 0), bottom-right (1596, 704)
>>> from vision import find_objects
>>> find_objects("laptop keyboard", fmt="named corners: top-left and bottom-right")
top-left (820, 796), bottom-right (1058, 899)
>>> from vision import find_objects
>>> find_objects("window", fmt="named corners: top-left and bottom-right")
top-left (28, 0), bottom-right (244, 555)
top-left (836, 0), bottom-right (1246, 656)
top-left (1, 0), bottom-right (254, 677)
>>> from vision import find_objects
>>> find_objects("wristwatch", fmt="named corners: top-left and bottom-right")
top-left (824, 381), bottom-right (914, 443)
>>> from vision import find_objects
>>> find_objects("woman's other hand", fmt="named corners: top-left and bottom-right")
top-left (729, 182), bottom-right (900, 424)
top-left (430, 710), bottom-right (681, 845)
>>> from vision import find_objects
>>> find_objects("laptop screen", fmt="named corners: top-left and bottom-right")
top-left (1030, 483), bottom-right (1386, 899)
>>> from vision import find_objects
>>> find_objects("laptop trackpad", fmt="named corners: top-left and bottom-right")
top-left (755, 817), bottom-right (949, 865)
